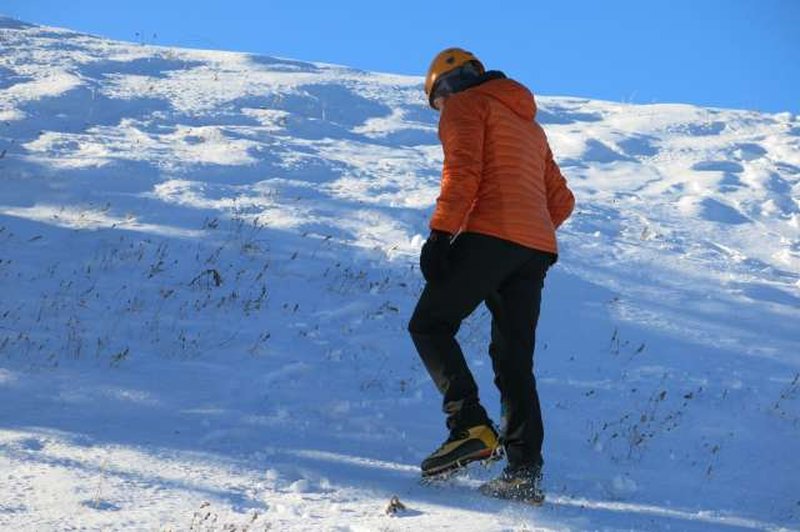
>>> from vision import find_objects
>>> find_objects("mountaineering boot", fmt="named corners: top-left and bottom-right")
top-left (479, 460), bottom-right (545, 504)
top-left (421, 423), bottom-right (502, 478)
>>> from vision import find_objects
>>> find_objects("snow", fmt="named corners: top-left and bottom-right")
top-left (1, 15), bottom-right (799, 531)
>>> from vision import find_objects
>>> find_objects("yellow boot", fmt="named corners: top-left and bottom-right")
top-left (421, 424), bottom-right (502, 478)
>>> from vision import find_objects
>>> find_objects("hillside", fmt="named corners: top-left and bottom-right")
top-left (1, 16), bottom-right (799, 531)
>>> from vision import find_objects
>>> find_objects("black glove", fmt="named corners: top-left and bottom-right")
top-left (420, 230), bottom-right (452, 282)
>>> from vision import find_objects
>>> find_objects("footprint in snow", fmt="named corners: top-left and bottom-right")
top-left (698, 198), bottom-right (750, 225)
top-left (81, 500), bottom-right (121, 511)
top-left (17, 438), bottom-right (45, 451)
top-left (732, 143), bottom-right (767, 161)
top-left (582, 139), bottom-right (634, 163)
top-left (617, 135), bottom-right (659, 158)
top-left (692, 161), bottom-right (744, 173)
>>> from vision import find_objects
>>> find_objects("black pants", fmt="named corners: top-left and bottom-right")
top-left (408, 232), bottom-right (554, 467)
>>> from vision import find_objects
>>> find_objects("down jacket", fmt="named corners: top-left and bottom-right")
top-left (430, 77), bottom-right (574, 254)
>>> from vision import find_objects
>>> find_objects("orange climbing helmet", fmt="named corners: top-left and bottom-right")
top-left (424, 47), bottom-right (485, 108)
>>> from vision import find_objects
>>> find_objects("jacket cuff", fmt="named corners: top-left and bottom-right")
top-left (429, 214), bottom-right (460, 235)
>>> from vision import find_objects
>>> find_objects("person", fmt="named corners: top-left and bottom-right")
top-left (408, 48), bottom-right (575, 502)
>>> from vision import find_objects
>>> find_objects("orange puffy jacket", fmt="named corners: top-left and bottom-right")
top-left (430, 77), bottom-right (574, 255)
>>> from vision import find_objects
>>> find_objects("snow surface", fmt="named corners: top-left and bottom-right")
top-left (1, 16), bottom-right (799, 531)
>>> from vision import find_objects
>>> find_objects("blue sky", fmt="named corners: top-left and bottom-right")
top-left (4, 1), bottom-right (798, 113)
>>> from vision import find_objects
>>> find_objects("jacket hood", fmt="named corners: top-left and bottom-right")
top-left (472, 77), bottom-right (537, 122)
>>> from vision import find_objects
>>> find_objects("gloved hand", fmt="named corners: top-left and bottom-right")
top-left (420, 230), bottom-right (452, 282)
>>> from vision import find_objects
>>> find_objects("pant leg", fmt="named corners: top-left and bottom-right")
top-left (487, 311), bottom-right (511, 435)
top-left (485, 250), bottom-right (552, 466)
top-left (408, 233), bottom-right (534, 426)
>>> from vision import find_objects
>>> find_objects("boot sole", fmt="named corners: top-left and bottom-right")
top-left (421, 445), bottom-right (504, 478)
top-left (479, 485), bottom-right (546, 506)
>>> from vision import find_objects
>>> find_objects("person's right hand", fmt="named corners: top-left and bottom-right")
top-left (420, 230), bottom-right (452, 282)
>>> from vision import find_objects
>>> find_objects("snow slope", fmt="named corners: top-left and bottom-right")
top-left (1, 16), bottom-right (799, 531)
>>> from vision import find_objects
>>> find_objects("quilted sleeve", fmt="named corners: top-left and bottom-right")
top-left (544, 145), bottom-right (575, 229)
